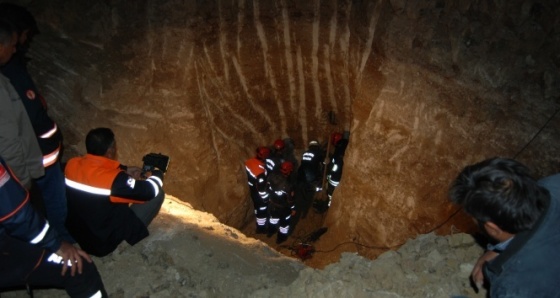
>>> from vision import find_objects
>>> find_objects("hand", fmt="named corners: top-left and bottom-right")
top-left (56, 241), bottom-right (93, 277)
top-left (291, 210), bottom-right (296, 217)
top-left (126, 166), bottom-right (143, 180)
top-left (471, 250), bottom-right (499, 291)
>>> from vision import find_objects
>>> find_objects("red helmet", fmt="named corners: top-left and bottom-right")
top-left (273, 139), bottom-right (285, 151)
top-left (280, 161), bottom-right (294, 176)
top-left (256, 146), bottom-right (270, 160)
top-left (331, 132), bottom-right (343, 145)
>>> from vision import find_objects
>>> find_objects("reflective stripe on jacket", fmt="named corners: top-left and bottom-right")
top-left (245, 157), bottom-right (268, 199)
top-left (64, 154), bottom-right (163, 257)
top-left (1, 52), bottom-right (63, 167)
top-left (0, 157), bottom-right (60, 252)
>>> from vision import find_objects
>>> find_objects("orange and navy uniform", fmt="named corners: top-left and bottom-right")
top-left (245, 156), bottom-right (269, 230)
top-left (65, 154), bottom-right (164, 257)
top-left (245, 157), bottom-right (268, 201)
top-left (0, 157), bottom-right (59, 252)
top-left (1, 156), bottom-right (107, 297)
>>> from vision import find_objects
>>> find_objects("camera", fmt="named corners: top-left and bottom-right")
top-left (142, 153), bottom-right (170, 174)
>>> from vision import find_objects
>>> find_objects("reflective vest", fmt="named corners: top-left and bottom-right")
top-left (245, 157), bottom-right (268, 200)
top-left (65, 154), bottom-right (153, 204)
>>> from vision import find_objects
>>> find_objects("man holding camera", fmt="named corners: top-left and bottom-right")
top-left (64, 127), bottom-right (165, 257)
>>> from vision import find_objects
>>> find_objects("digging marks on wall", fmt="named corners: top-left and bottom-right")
top-left (185, 0), bottom-right (383, 148)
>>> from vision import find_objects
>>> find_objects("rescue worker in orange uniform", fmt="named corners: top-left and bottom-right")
top-left (0, 156), bottom-right (107, 297)
top-left (266, 161), bottom-right (296, 244)
top-left (245, 146), bottom-right (270, 234)
top-left (0, 4), bottom-right (73, 242)
top-left (64, 128), bottom-right (165, 257)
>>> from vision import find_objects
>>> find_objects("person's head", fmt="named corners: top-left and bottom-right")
top-left (0, 3), bottom-right (39, 47)
top-left (256, 146), bottom-right (270, 160)
top-left (280, 161), bottom-right (294, 176)
top-left (86, 127), bottom-right (117, 159)
top-left (449, 157), bottom-right (548, 237)
top-left (273, 139), bottom-right (285, 152)
top-left (0, 19), bottom-right (17, 65)
top-left (331, 132), bottom-right (343, 146)
top-left (308, 140), bottom-right (319, 149)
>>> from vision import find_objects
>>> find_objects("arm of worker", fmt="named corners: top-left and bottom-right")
top-left (0, 160), bottom-right (59, 252)
top-left (255, 173), bottom-right (269, 201)
top-left (118, 164), bottom-right (143, 180)
top-left (0, 159), bottom-right (91, 276)
top-left (471, 250), bottom-right (499, 291)
top-left (110, 169), bottom-right (164, 202)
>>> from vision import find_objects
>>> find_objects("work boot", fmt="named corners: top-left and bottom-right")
top-left (276, 233), bottom-right (288, 244)
top-left (256, 225), bottom-right (267, 234)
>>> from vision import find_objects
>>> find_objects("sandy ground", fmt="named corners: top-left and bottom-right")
top-left (1, 195), bottom-right (487, 298)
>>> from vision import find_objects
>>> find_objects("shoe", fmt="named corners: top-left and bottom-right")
top-left (276, 233), bottom-right (288, 244)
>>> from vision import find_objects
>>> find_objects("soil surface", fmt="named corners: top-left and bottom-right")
top-left (2, 195), bottom-right (486, 298)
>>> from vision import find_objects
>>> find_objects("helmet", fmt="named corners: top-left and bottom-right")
top-left (331, 132), bottom-right (343, 145)
top-left (309, 140), bottom-right (319, 147)
top-left (280, 161), bottom-right (294, 176)
top-left (273, 139), bottom-right (285, 151)
top-left (256, 146), bottom-right (271, 160)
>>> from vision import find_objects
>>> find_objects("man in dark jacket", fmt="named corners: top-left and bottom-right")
top-left (65, 128), bottom-right (165, 257)
top-left (0, 156), bottom-right (107, 297)
top-left (267, 161), bottom-right (296, 244)
top-left (296, 140), bottom-right (325, 219)
top-left (449, 157), bottom-right (560, 297)
top-left (315, 132), bottom-right (349, 213)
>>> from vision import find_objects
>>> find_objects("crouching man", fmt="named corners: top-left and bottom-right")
top-left (0, 156), bottom-right (107, 297)
top-left (65, 127), bottom-right (165, 257)
top-left (449, 157), bottom-right (560, 297)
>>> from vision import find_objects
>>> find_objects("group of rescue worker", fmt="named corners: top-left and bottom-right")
top-left (244, 132), bottom-right (349, 244)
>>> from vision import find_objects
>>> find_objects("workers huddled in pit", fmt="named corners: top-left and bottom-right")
top-left (244, 133), bottom-right (349, 245)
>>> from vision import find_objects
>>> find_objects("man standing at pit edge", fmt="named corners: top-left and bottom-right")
top-left (0, 3), bottom-right (74, 242)
top-left (448, 157), bottom-right (560, 297)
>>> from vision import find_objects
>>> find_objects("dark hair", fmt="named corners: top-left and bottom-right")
top-left (86, 127), bottom-right (115, 156)
top-left (449, 157), bottom-right (548, 234)
top-left (0, 19), bottom-right (16, 45)
top-left (0, 3), bottom-right (39, 36)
